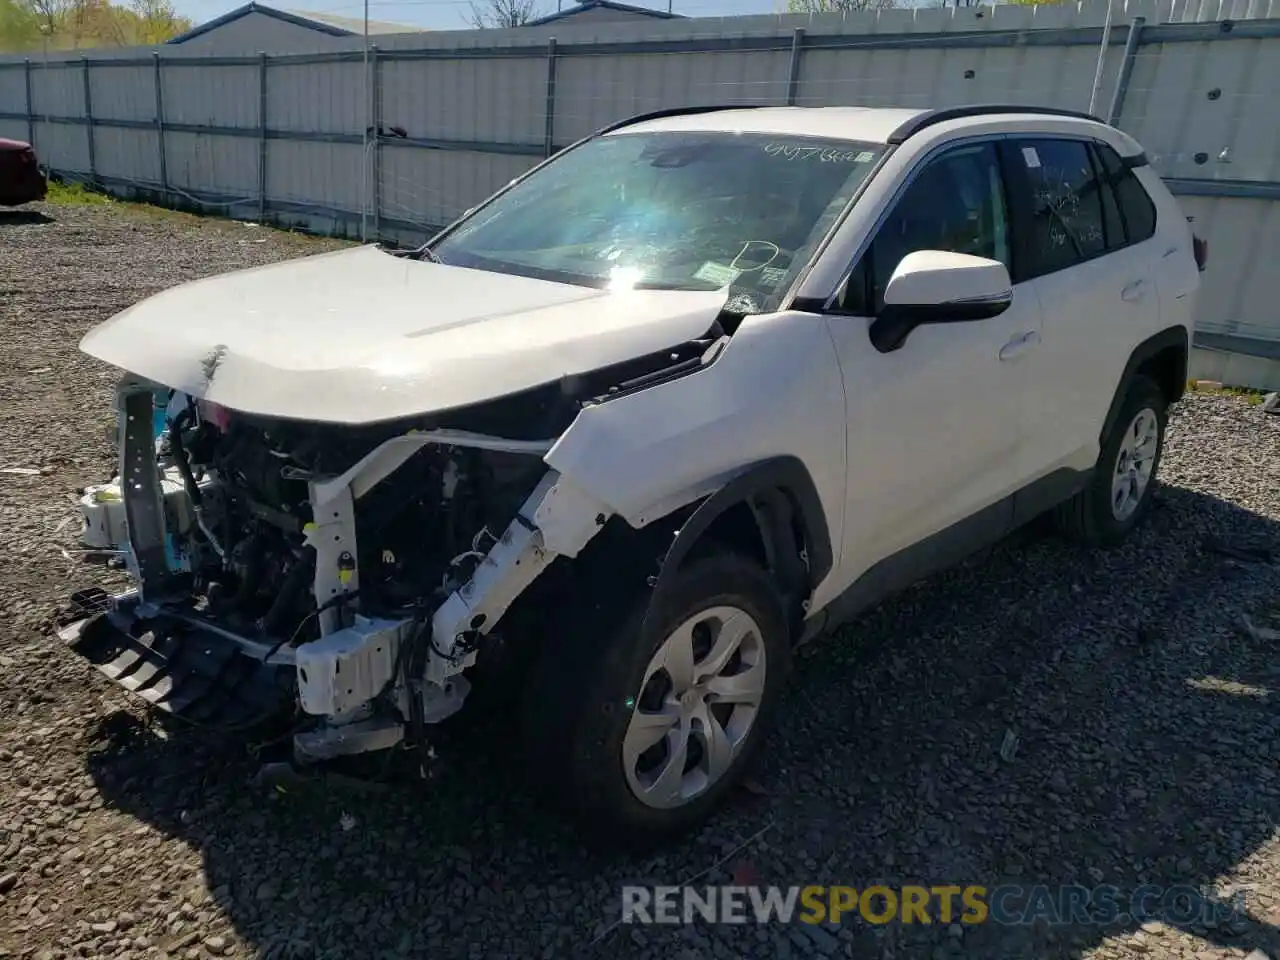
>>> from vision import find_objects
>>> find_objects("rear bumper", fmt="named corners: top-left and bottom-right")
top-left (59, 588), bottom-right (294, 730)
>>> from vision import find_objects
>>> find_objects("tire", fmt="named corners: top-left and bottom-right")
top-left (1053, 374), bottom-right (1167, 547)
top-left (520, 552), bottom-right (791, 849)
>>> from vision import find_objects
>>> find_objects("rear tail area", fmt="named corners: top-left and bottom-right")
top-left (0, 139), bottom-right (47, 206)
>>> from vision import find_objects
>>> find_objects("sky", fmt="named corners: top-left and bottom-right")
top-left (169, 0), bottom-right (795, 33)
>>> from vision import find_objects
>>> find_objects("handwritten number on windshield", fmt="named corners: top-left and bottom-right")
top-left (764, 143), bottom-right (866, 163)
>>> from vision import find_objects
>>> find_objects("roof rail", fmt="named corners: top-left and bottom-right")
top-left (887, 104), bottom-right (1104, 145)
top-left (599, 103), bottom-right (771, 136)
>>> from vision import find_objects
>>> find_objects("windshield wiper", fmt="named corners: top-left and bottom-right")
top-left (393, 243), bottom-right (443, 263)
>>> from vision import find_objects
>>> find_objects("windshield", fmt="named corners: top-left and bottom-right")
top-left (431, 131), bottom-right (884, 312)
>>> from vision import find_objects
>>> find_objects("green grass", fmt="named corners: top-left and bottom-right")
top-left (1187, 379), bottom-right (1268, 405)
top-left (41, 177), bottom-right (354, 251)
top-left (45, 179), bottom-right (114, 206)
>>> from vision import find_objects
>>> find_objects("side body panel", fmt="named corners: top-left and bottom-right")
top-left (1142, 167), bottom-right (1201, 346)
top-left (1014, 143), bottom-right (1185, 482)
top-left (545, 309), bottom-right (850, 610)
top-left (1021, 247), bottom-right (1159, 476)
top-left (806, 128), bottom-right (1047, 607)
top-left (824, 296), bottom-right (1037, 592)
top-left (550, 116), bottom-right (1197, 638)
top-left (785, 114), bottom-right (1185, 634)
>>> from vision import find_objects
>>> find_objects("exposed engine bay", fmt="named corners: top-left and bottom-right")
top-left (61, 374), bottom-right (637, 762)
top-left (168, 403), bottom-right (547, 639)
top-left (58, 268), bottom-right (737, 763)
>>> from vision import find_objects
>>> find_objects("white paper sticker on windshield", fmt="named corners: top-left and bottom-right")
top-left (1022, 146), bottom-right (1041, 168)
top-left (758, 266), bottom-right (789, 290)
top-left (694, 261), bottom-right (741, 287)
top-left (855, 151), bottom-right (876, 163)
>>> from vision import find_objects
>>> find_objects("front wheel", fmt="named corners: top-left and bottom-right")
top-left (1054, 374), bottom-right (1168, 546)
top-left (520, 553), bottom-right (791, 848)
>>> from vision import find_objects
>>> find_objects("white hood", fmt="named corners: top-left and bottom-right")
top-left (79, 245), bottom-right (729, 425)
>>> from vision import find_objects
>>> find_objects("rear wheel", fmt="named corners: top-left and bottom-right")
top-left (1054, 374), bottom-right (1167, 546)
top-left (520, 552), bottom-right (790, 848)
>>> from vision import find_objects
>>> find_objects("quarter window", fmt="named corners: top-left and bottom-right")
top-left (839, 141), bottom-right (1010, 315)
top-left (1016, 139), bottom-right (1107, 277)
top-left (1095, 147), bottom-right (1126, 250)
top-left (1093, 142), bottom-right (1157, 246)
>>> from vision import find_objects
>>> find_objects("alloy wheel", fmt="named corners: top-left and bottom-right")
top-left (1111, 406), bottom-right (1160, 521)
top-left (622, 605), bottom-right (766, 810)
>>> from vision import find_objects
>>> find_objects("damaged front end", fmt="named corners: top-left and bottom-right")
top-left (61, 377), bottom-right (613, 764)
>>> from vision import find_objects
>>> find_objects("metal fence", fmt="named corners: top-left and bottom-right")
top-left (2, 0), bottom-right (1279, 375)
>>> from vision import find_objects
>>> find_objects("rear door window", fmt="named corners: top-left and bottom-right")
top-left (1013, 138), bottom-right (1107, 278)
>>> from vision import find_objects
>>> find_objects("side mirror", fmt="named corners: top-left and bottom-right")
top-left (870, 250), bottom-right (1013, 353)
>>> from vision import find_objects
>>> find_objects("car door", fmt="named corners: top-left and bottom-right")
top-left (821, 139), bottom-right (1044, 591)
top-left (1004, 137), bottom-right (1163, 482)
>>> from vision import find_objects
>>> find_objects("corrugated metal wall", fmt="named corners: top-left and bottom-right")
top-left (1, 0), bottom-right (1278, 381)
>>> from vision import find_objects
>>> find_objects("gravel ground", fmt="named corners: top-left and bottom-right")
top-left (1, 201), bottom-right (1279, 960)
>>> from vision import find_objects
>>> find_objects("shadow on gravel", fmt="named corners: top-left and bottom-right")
top-left (82, 485), bottom-right (1280, 960)
top-left (0, 209), bottom-right (54, 226)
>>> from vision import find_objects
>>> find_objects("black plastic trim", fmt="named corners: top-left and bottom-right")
top-left (805, 491), bottom-right (1013, 641)
top-left (64, 606), bottom-right (292, 730)
top-left (648, 456), bottom-right (834, 632)
top-left (1122, 152), bottom-right (1150, 169)
top-left (782, 143), bottom-right (899, 314)
top-left (869, 296), bottom-right (1013, 352)
top-left (1099, 325), bottom-right (1190, 444)
top-left (802, 465), bottom-right (1092, 642)
top-left (597, 103), bottom-right (771, 136)
top-left (887, 104), bottom-right (1104, 145)
top-left (584, 333), bottom-right (723, 407)
top-left (1011, 467), bottom-right (1093, 528)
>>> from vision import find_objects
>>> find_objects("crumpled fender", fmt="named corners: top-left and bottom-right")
top-left (543, 307), bottom-right (847, 601)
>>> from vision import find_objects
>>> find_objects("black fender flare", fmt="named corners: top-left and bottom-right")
top-left (643, 456), bottom-right (833, 639)
top-left (1099, 325), bottom-right (1189, 444)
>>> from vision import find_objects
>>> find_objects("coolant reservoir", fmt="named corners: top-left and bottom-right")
top-left (79, 468), bottom-right (197, 571)
top-left (79, 482), bottom-right (125, 551)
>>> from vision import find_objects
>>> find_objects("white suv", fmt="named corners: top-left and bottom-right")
top-left (64, 104), bottom-right (1203, 846)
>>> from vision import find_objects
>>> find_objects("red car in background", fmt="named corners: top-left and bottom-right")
top-left (0, 138), bottom-right (47, 206)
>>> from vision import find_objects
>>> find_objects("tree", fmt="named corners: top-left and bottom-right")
top-left (787, 0), bottom-right (896, 12)
top-left (125, 0), bottom-right (188, 44)
top-left (0, 0), bottom-right (42, 51)
top-left (25, 0), bottom-right (69, 37)
top-left (68, 0), bottom-right (125, 48)
top-left (0, 0), bottom-right (190, 50)
top-left (467, 0), bottom-right (538, 28)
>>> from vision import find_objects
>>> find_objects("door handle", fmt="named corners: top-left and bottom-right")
top-left (1121, 279), bottom-right (1148, 302)
top-left (998, 330), bottom-right (1040, 361)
